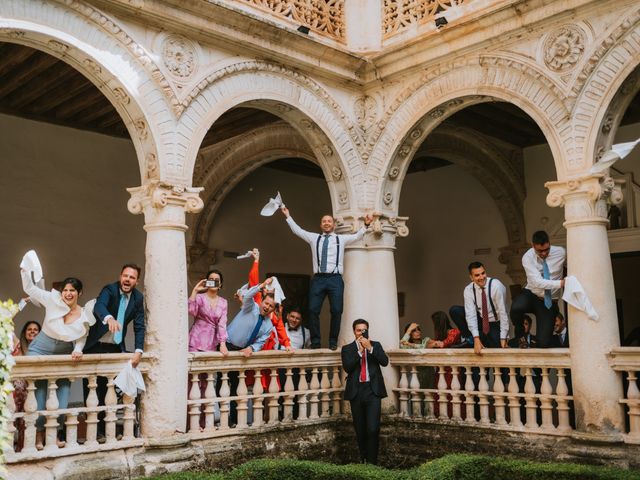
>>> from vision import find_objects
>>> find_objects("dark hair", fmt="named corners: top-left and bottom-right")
top-left (468, 261), bottom-right (484, 273)
top-left (431, 311), bottom-right (452, 341)
top-left (352, 318), bottom-right (369, 330)
top-left (206, 269), bottom-right (224, 288)
top-left (61, 277), bottom-right (83, 293)
top-left (121, 263), bottom-right (142, 277)
top-left (522, 315), bottom-right (533, 326)
top-left (19, 320), bottom-right (41, 355)
top-left (555, 312), bottom-right (565, 322)
top-left (532, 230), bottom-right (549, 245)
top-left (287, 305), bottom-right (303, 316)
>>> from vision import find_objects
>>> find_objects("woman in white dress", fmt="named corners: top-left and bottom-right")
top-left (21, 269), bottom-right (95, 449)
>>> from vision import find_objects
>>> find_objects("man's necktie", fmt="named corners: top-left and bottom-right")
top-left (481, 287), bottom-right (490, 335)
top-left (360, 348), bottom-right (367, 382)
top-left (320, 234), bottom-right (330, 273)
top-left (114, 294), bottom-right (127, 344)
top-left (542, 259), bottom-right (552, 309)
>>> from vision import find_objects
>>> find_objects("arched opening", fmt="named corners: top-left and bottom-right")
top-left (394, 100), bottom-right (554, 342)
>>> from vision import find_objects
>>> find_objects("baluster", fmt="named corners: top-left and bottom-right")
top-left (523, 368), bottom-right (538, 430)
top-left (253, 370), bottom-right (264, 427)
top-left (330, 366), bottom-right (342, 416)
top-left (282, 368), bottom-right (295, 422)
top-left (450, 367), bottom-right (462, 421)
top-left (204, 372), bottom-right (216, 431)
top-left (6, 388), bottom-right (16, 453)
top-left (507, 367), bottom-right (522, 427)
top-left (539, 368), bottom-right (554, 431)
top-left (309, 367), bottom-right (320, 419)
top-left (464, 367), bottom-right (476, 423)
top-left (437, 366), bottom-right (448, 419)
top-left (398, 366), bottom-right (409, 417)
top-left (409, 366), bottom-right (422, 418)
top-left (122, 402), bottom-right (135, 441)
top-left (477, 367), bottom-right (490, 425)
top-left (626, 370), bottom-right (640, 439)
top-left (267, 370), bottom-right (279, 424)
top-left (85, 375), bottom-right (99, 447)
top-left (22, 380), bottom-right (37, 453)
top-left (236, 371), bottom-right (249, 428)
top-left (44, 378), bottom-right (60, 451)
top-left (493, 367), bottom-right (506, 426)
top-left (320, 367), bottom-right (331, 418)
top-left (296, 369), bottom-right (309, 422)
top-left (65, 411), bottom-right (79, 448)
top-left (556, 368), bottom-right (571, 433)
top-left (218, 372), bottom-right (230, 430)
top-left (104, 376), bottom-right (118, 443)
top-left (188, 374), bottom-right (200, 432)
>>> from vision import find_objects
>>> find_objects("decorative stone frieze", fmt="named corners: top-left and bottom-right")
top-left (127, 182), bottom-right (204, 231)
top-left (336, 214), bottom-right (409, 248)
top-left (354, 95), bottom-right (377, 132)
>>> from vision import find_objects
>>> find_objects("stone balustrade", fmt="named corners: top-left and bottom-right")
top-left (388, 349), bottom-right (574, 434)
top-left (187, 350), bottom-right (344, 436)
top-left (608, 347), bottom-right (640, 443)
top-left (5, 354), bottom-right (150, 462)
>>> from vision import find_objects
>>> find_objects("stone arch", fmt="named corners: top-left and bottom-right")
top-left (177, 62), bottom-right (361, 213)
top-left (368, 59), bottom-right (569, 216)
top-left (572, 6), bottom-right (640, 167)
top-left (0, 0), bottom-right (176, 182)
top-left (187, 122), bottom-right (319, 276)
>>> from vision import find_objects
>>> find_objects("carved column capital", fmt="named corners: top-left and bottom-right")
top-left (545, 174), bottom-right (623, 228)
top-left (336, 213), bottom-right (409, 249)
top-left (127, 182), bottom-right (204, 231)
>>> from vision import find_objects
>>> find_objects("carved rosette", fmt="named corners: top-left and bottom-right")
top-left (127, 182), bottom-right (204, 231)
top-left (162, 35), bottom-right (197, 80)
top-left (543, 25), bottom-right (585, 73)
top-left (545, 174), bottom-right (623, 227)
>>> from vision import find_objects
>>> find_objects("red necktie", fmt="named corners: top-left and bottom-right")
top-left (481, 287), bottom-right (490, 335)
top-left (360, 349), bottom-right (367, 382)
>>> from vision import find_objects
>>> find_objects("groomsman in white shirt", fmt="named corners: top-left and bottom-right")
top-left (285, 306), bottom-right (310, 349)
top-left (281, 206), bottom-right (372, 350)
top-left (510, 230), bottom-right (566, 348)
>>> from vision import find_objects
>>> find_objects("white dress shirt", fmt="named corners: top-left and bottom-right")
top-left (286, 216), bottom-right (366, 275)
top-left (522, 245), bottom-right (565, 299)
top-left (286, 326), bottom-right (310, 349)
top-left (463, 277), bottom-right (510, 340)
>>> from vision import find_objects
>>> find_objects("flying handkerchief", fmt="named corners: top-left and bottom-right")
top-left (236, 251), bottom-right (253, 259)
top-left (590, 138), bottom-right (640, 174)
top-left (20, 250), bottom-right (45, 307)
top-left (562, 276), bottom-right (598, 321)
top-left (260, 192), bottom-right (284, 216)
top-left (264, 276), bottom-right (286, 305)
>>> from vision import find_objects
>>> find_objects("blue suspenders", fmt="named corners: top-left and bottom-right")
top-left (315, 234), bottom-right (340, 274)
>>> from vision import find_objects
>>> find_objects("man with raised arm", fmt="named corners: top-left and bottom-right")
top-left (281, 207), bottom-right (372, 350)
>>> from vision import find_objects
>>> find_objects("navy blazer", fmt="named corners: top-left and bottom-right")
top-left (341, 340), bottom-right (388, 400)
top-left (84, 282), bottom-right (145, 352)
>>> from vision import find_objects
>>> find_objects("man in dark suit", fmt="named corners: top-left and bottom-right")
top-left (83, 264), bottom-right (145, 438)
top-left (341, 319), bottom-right (388, 465)
top-left (508, 315), bottom-right (537, 349)
top-left (550, 312), bottom-right (569, 348)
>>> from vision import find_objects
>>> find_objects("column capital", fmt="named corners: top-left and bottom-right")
top-left (336, 214), bottom-right (409, 249)
top-left (545, 174), bottom-right (623, 227)
top-left (127, 182), bottom-right (204, 231)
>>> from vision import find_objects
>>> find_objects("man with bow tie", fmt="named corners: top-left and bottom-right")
top-left (284, 306), bottom-right (310, 349)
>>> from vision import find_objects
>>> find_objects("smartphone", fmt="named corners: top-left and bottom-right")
top-left (205, 279), bottom-right (220, 288)
top-left (361, 328), bottom-right (369, 339)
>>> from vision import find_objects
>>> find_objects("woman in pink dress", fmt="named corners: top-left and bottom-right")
top-left (188, 269), bottom-right (228, 429)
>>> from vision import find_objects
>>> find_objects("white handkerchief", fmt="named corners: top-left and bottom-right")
top-left (264, 276), bottom-right (286, 305)
top-left (20, 250), bottom-right (43, 283)
top-left (114, 361), bottom-right (146, 398)
top-left (590, 138), bottom-right (640, 174)
top-left (260, 192), bottom-right (284, 216)
top-left (562, 276), bottom-right (598, 321)
top-left (236, 251), bottom-right (253, 259)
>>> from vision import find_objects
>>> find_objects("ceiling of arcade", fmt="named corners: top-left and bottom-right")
top-left (4, 41), bottom-right (640, 179)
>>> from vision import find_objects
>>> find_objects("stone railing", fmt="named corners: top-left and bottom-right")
top-left (5, 354), bottom-right (150, 462)
top-left (608, 347), bottom-right (640, 443)
top-left (187, 350), bottom-right (344, 435)
top-left (388, 349), bottom-right (574, 434)
top-left (227, 0), bottom-right (345, 41)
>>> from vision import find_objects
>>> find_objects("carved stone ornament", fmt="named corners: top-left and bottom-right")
top-left (162, 35), bottom-right (197, 79)
top-left (383, 192), bottom-right (393, 205)
top-left (429, 108), bottom-right (445, 119)
top-left (371, 215), bottom-right (410, 238)
top-left (83, 59), bottom-right (102, 75)
top-left (338, 191), bottom-right (348, 205)
top-left (275, 103), bottom-right (293, 114)
top-left (409, 128), bottom-right (422, 140)
top-left (331, 167), bottom-right (342, 180)
top-left (127, 181), bottom-right (204, 216)
top-left (48, 40), bottom-right (69, 54)
top-left (354, 95), bottom-right (377, 131)
top-left (134, 119), bottom-right (148, 140)
top-left (543, 25), bottom-right (585, 73)
top-left (388, 166), bottom-right (401, 179)
top-left (7, 30), bottom-right (24, 39)
top-left (300, 118), bottom-right (314, 130)
top-left (398, 145), bottom-right (411, 158)
top-left (113, 87), bottom-right (130, 105)
top-left (146, 153), bottom-right (159, 180)
top-left (321, 144), bottom-right (333, 157)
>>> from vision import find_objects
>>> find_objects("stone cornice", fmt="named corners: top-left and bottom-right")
top-left (128, 182), bottom-right (204, 231)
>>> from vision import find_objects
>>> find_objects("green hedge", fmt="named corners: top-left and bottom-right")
top-left (144, 454), bottom-right (640, 480)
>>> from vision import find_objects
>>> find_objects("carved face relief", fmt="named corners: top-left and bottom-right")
top-left (543, 25), bottom-right (585, 73)
top-left (162, 35), bottom-right (197, 79)
top-left (331, 166), bottom-right (342, 180)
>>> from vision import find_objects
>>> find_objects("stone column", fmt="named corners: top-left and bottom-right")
top-left (127, 181), bottom-right (203, 437)
top-left (339, 215), bottom-right (409, 411)
top-left (546, 174), bottom-right (625, 440)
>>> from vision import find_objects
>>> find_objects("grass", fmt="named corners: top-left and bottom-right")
top-left (143, 454), bottom-right (640, 480)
